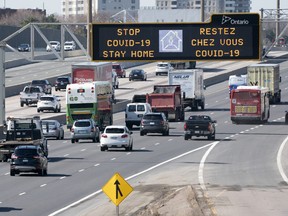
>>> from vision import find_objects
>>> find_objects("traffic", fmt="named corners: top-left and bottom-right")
top-left (0, 53), bottom-right (288, 215)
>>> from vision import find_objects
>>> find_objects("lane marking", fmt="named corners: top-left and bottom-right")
top-left (94, 164), bottom-right (100, 167)
top-left (198, 141), bottom-right (220, 190)
top-left (168, 139), bottom-right (173, 141)
top-left (140, 147), bottom-right (146, 150)
top-left (81, 149), bottom-right (86, 152)
top-left (111, 158), bottom-right (116, 161)
top-left (48, 142), bottom-right (214, 216)
top-left (155, 143), bottom-right (160, 146)
top-left (126, 152), bottom-right (131, 155)
top-left (60, 176), bottom-right (66, 180)
top-left (277, 136), bottom-right (288, 184)
top-left (64, 154), bottom-right (69, 157)
top-left (19, 192), bottom-right (26, 196)
top-left (40, 184), bottom-right (47, 187)
top-left (78, 169), bottom-right (85, 172)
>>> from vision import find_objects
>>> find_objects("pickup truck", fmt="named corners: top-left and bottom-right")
top-left (184, 115), bottom-right (216, 140)
top-left (20, 85), bottom-right (45, 107)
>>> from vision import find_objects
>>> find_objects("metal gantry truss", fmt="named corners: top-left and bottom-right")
top-left (2, 23), bottom-right (90, 62)
top-left (261, 9), bottom-right (288, 57)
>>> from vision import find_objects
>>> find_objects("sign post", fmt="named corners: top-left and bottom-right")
top-left (91, 13), bottom-right (260, 61)
top-left (102, 172), bottom-right (133, 216)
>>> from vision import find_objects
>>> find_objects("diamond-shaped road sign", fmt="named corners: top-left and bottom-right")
top-left (102, 172), bottom-right (133, 206)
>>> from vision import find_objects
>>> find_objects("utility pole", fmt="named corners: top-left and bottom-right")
top-left (87, 0), bottom-right (92, 60)
top-left (201, 0), bottom-right (204, 22)
top-left (276, 0), bottom-right (280, 46)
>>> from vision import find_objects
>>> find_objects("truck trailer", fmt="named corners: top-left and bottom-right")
top-left (146, 85), bottom-right (184, 121)
top-left (168, 69), bottom-right (205, 110)
top-left (247, 63), bottom-right (281, 104)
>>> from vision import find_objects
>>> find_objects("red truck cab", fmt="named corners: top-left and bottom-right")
top-left (112, 63), bottom-right (126, 78)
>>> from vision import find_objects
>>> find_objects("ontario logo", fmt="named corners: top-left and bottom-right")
top-left (221, 15), bottom-right (249, 25)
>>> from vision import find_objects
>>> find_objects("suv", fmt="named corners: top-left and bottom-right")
top-left (37, 95), bottom-right (61, 113)
top-left (140, 113), bottom-right (169, 136)
top-left (31, 80), bottom-right (52, 94)
top-left (70, 119), bottom-right (100, 143)
top-left (64, 41), bottom-right (76, 51)
top-left (129, 69), bottom-right (147, 81)
top-left (112, 63), bottom-right (126, 78)
top-left (55, 76), bottom-right (72, 91)
top-left (155, 62), bottom-right (173, 76)
top-left (10, 145), bottom-right (48, 176)
top-left (46, 41), bottom-right (60, 52)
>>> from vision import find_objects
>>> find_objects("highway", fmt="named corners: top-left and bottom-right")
top-left (0, 54), bottom-right (288, 216)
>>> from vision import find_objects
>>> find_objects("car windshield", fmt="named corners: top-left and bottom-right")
top-left (24, 87), bottom-right (40, 93)
top-left (20, 44), bottom-right (29, 47)
top-left (188, 116), bottom-right (211, 121)
top-left (131, 70), bottom-right (141, 74)
top-left (32, 80), bottom-right (45, 85)
top-left (57, 78), bottom-right (69, 82)
top-left (105, 128), bottom-right (125, 134)
top-left (15, 148), bottom-right (37, 156)
top-left (158, 64), bottom-right (168, 67)
top-left (74, 121), bottom-right (91, 127)
top-left (112, 65), bottom-right (121, 69)
top-left (143, 115), bottom-right (162, 120)
top-left (65, 42), bottom-right (73, 46)
top-left (40, 97), bottom-right (54, 101)
top-left (50, 42), bottom-right (58, 45)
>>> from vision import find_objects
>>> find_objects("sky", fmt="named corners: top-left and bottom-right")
top-left (3, 0), bottom-right (288, 16)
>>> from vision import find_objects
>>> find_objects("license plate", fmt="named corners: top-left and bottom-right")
top-left (22, 159), bottom-right (28, 163)
top-left (138, 114), bottom-right (143, 117)
top-left (194, 131), bottom-right (200, 134)
top-left (150, 122), bottom-right (155, 125)
top-left (111, 137), bottom-right (118, 139)
top-left (78, 130), bottom-right (87, 134)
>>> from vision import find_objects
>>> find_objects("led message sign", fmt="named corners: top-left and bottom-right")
top-left (91, 13), bottom-right (260, 61)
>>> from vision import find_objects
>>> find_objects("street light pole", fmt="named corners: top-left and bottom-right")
top-left (87, 0), bottom-right (92, 60)
top-left (201, 0), bottom-right (204, 22)
top-left (276, 0), bottom-right (280, 46)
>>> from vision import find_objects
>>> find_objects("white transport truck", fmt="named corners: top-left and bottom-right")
top-left (247, 63), bottom-right (281, 104)
top-left (168, 69), bottom-right (205, 111)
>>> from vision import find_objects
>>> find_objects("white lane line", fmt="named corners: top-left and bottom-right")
top-left (0, 201), bottom-right (2, 204)
top-left (94, 163), bottom-right (100, 167)
top-left (155, 143), bottom-right (160, 146)
top-left (224, 121), bottom-right (228, 124)
top-left (230, 135), bottom-right (235, 138)
top-left (60, 176), bottom-right (66, 180)
top-left (240, 131), bottom-right (245, 134)
top-left (198, 141), bottom-right (220, 190)
top-left (81, 149), bottom-right (86, 152)
top-left (126, 152), bottom-right (131, 155)
top-left (48, 142), bottom-right (214, 216)
top-left (224, 137), bottom-right (230, 139)
top-left (4, 173), bottom-right (9, 175)
top-left (64, 154), bottom-right (69, 157)
top-left (111, 158), bottom-right (116, 161)
top-left (78, 169), bottom-right (85, 172)
top-left (19, 192), bottom-right (26, 196)
top-left (277, 136), bottom-right (288, 184)
top-left (140, 147), bottom-right (146, 150)
top-left (168, 139), bottom-right (173, 141)
top-left (40, 184), bottom-right (47, 187)
top-left (245, 129), bottom-right (249, 132)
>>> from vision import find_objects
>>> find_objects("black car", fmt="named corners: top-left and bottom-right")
top-left (140, 113), bottom-right (169, 136)
top-left (18, 43), bottom-right (30, 52)
top-left (31, 79), bottom-right (52, 94)
top-left (129, 69), bottom-right (147, 81)
top-left (54, 76), bottom-right (72, 91)
top-left (10, 145), bottom-right (48, 176)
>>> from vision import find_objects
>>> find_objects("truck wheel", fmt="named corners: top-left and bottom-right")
top-left (20, 102), bottom-right (24, 107)
top-left (10, 170), bottom-right (15, 176)
top-left (100, 146), bottom-right (106, 151)
top-left (37, 109), bottom-right (40, 113)
top-left (184, 134), bottom-right (190, 140)
top-left (201, 102), bottom-right (205, 110)
top-left (140, 131), bottom-right (145, 136)
top-left (71, 139), bottom-right (75, 143)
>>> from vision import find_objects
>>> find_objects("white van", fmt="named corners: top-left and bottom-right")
top-left (125, 103), bottom-right (152, 129)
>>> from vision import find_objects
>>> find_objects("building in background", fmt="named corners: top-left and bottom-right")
top-left (61, 0), bottom-right (140, 19)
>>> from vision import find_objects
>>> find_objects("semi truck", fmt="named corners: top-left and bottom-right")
top-left (247, 63), bottom-right (281, 104)
top-left (146, 85), bottom-right (184, 121)
top-left (0, 116), bottom-right (48, 162)
top-left (230, 86), bottom-right (270, 124)
top-left (168, 69), bottom-right (205, 110)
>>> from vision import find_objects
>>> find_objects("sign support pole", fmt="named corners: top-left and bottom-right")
top-left (116, 206), bottom-right (119, 216)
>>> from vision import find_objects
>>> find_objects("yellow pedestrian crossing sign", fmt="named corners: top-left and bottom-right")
top-left (102, 172), bottom-right (133, 206)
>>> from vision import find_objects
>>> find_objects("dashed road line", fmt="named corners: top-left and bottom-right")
top-left (19, 192), bottom-right (26, 196)
top-left (155, 143), bottom-right (160, 146)
top-left (40, 184), bottom-right (47, 187)
top-left (111, 158), bottom-right (116, 161)
top-left (60, 176), bottom-right (66, 180)
top-left (94, 163), bottom-right (100, 167)
top-left (78, 169), bottom-right (85, 172)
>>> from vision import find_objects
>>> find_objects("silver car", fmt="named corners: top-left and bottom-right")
top-left (41, 120), bottom-right (64, 140)
top-left (70, 119), bottom-right (100, 143)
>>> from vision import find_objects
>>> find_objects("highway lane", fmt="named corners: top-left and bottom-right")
top-left (0, 55), bottom-right (288, 215)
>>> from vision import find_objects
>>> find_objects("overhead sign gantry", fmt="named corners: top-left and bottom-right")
top-left (91, 13), bottom-right (260, 61)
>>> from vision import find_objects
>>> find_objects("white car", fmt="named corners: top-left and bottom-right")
top-left (100, 125), bottom-right (133, 151)
top-left (64, 41), bottom-right (76, 51)
top-left (37, 95), bottom-right (61, 113)
top-left (155, 62), bottom-right (173, 76)
top-left (46, 41), bottom-right (60, 52)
